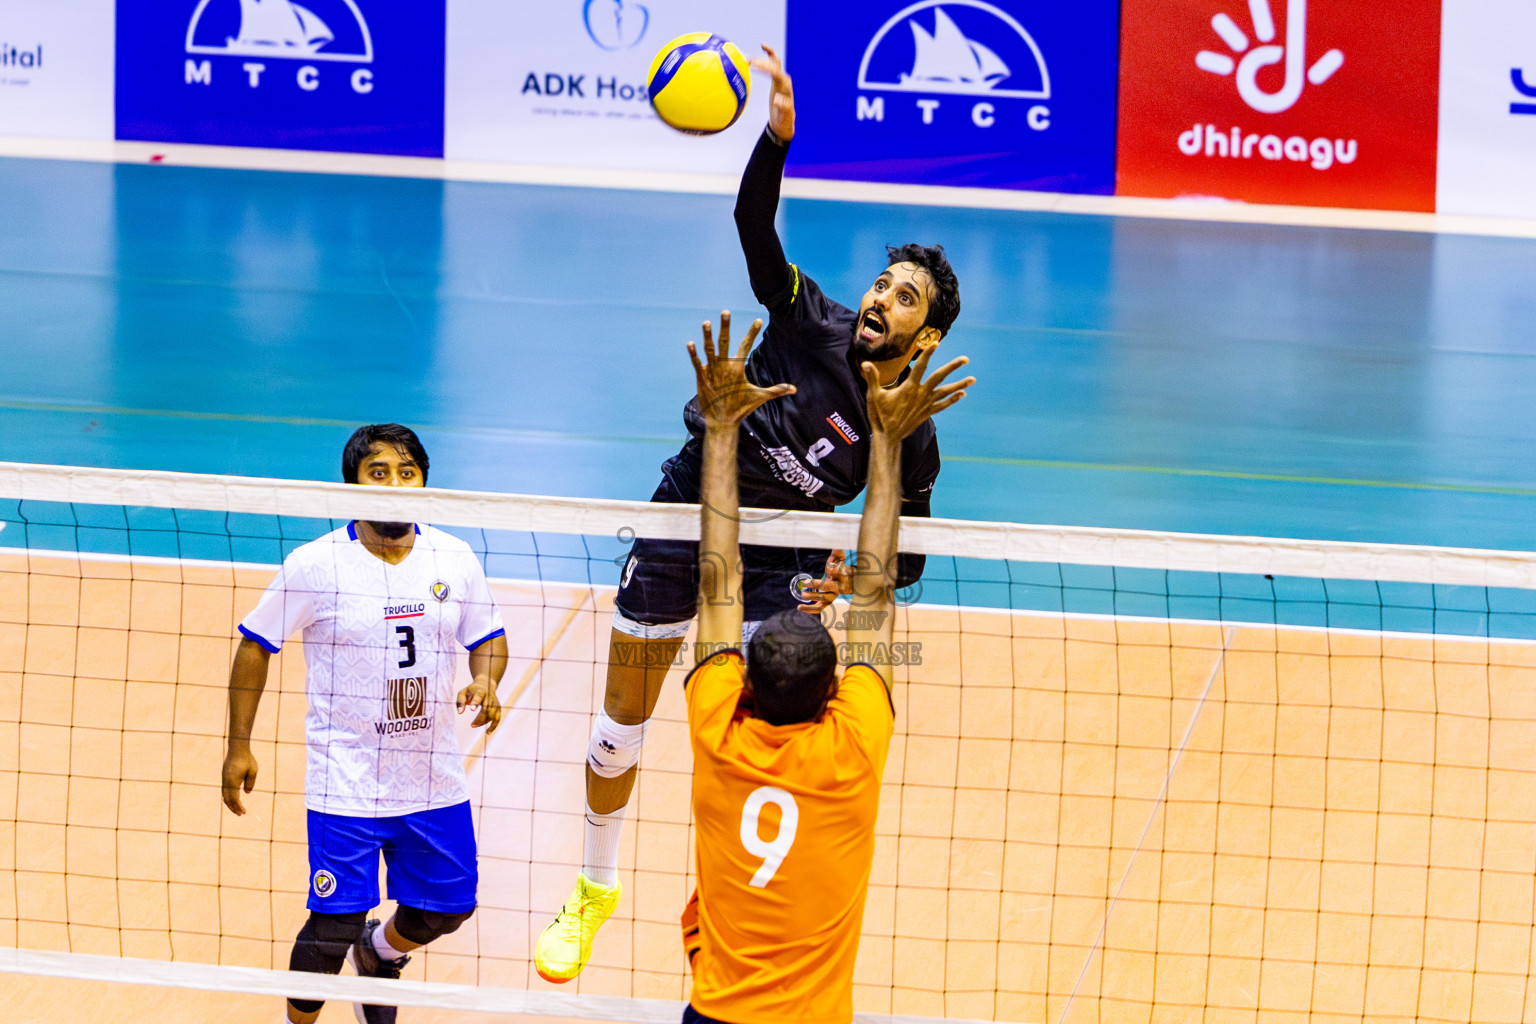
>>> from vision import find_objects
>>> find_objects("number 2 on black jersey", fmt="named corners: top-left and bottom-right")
top-left (395, 625), bottom-right (416, 668)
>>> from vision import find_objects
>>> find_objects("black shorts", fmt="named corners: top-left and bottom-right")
top-left (613, 470), bottom-right (830, 627)
top-left (682, 1004), bottom-right (731, 1024)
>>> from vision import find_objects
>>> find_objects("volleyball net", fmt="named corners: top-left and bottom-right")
top-left (3, 460), bottom-right (1536, 1024)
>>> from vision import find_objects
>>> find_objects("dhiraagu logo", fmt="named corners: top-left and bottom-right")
top-left (583, 0), bottom-right (649, 51)
top-left (1195, 0), bottom-right (1343, 114)
top-left (184, 0), bottom-right (375, 93)
top-left (856, 1), bottom-right (1051, 131)
top-left (1178, 0), bottom-right (1356, 172)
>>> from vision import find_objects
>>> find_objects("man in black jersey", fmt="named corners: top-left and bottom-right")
top-left (534, 45), bottom-right (964, 983)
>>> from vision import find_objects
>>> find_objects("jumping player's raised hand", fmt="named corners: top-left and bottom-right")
top-left (797, 548), bottom-right (853, 615)
top-left (749, 44), bottom-right (795, 142)
top-left (689, 310), bottom-right (795, 430)
top-left (861, 349), bottom-right (974, 441)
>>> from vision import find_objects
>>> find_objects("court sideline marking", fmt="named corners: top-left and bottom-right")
top-left (3, 135), bottom-right (1536, 239)
top-left (2, 400), bottom-right (1531, 499)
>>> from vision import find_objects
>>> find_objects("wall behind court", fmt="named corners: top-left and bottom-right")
top-left (2, 1), bottom-right (1532, 219)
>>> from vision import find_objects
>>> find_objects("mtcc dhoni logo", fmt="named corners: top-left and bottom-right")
top-left (583, 0), bottom-right (649, 51)
top-left (856, 1), bottom-right (1052, 132)
top-left (184, 0), bottom-right (376, 93)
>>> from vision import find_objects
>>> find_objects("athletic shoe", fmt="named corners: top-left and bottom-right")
top-left (348, 918), bottom-right (410, 1024)
top-left (534, 874), bottom-right (622, 983)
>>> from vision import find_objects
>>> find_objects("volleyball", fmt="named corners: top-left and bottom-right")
top-left (647, 33), bottom-right (751, 135)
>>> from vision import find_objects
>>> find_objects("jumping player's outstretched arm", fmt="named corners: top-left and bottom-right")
top-left (736, 46), bottom-right (796, 308)
top-left (845, 351), bottom-right (974, 690)
top-left (691, 312), bottom-right (796, 656)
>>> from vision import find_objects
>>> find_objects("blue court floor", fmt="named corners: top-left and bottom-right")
top-left (1, 156), bottom-right (1533, 550)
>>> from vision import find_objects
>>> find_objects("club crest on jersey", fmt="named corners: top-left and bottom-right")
top-left (790, 572), bottom-right (817, 604)
top-left (430, 580), bottom-right (450, 602)
top-left (312, 869), bottom-right (337, 898)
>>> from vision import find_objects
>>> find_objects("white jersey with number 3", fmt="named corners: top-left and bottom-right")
top-left (239, 523), bottom-right (506, 817)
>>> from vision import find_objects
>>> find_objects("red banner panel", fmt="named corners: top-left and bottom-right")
top-left (1117, 0), bottom-right (1441, 211)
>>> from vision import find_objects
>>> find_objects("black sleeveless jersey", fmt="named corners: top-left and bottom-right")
top-left (661, 128), bottom-right (944, 587)
top-left (678, 266), bottom-right (941, 512)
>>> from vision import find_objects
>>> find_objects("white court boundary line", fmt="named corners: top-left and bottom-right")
top-left (3, 134), bottom-right (1536, 239)
top-left (0, 949), bottom-right (1017, 1024)
top-left (4, 461), bottom-right (1536, 589)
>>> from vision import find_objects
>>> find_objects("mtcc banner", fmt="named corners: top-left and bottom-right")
top-left (783, 0), bottom-right (1121, 193)
top-left (116, 0), bottom-right (447, 156)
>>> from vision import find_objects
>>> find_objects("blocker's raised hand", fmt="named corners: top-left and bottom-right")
top-left (689, 310), bottom-right (795, 430)
top-left (861, 348), bottom-right (974, 441)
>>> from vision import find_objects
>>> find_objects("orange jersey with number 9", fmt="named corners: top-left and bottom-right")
top-left (684, 650), bottom-right (894, 1024)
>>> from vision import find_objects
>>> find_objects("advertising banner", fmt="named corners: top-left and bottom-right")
top-left (1437, 1), bottom-right (1536, 218)
top-left (782, 0), bottom-right (1121, 193)
top-left (115, 0), bottom-right (447, 157)
top-left (445, 0), bottom-right (785, 174)
top-left (0, 0), bottom-right (115, 140)
top-left (1117, 0), bottom-right (1442, 211)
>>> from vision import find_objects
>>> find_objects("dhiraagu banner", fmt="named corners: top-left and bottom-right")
top-left (1116, 0), bottom-right (1442, 212)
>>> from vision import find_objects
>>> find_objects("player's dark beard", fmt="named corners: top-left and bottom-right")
top-left (852, 332), bottom-right (910, 364)
top-left (852, 307), bottom-right (912, 363)
top-left (366, 520), bottom-right (413, 540)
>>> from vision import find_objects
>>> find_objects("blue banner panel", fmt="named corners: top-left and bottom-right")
top-left (115, 0), bottom-right (445, 157)
top-left (784, 0), bottom-right (1119, 193)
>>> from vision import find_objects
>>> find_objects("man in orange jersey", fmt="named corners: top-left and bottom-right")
top-left (679, 311), bottom-right (971, 1024)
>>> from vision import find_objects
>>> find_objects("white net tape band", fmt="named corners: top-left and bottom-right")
top-left (1, 460), bottom-right (1533, 588)
top-left (0, 949), bottom-right (998, 1024)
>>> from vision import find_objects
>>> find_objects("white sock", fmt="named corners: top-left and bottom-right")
top-left (582, 803), bottom-right (627, 887)
top-left (372, 920), bottom-right (406, 961)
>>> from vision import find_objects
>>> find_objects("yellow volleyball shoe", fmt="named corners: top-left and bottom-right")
top-left (534, 874), bottom-right (622, 983)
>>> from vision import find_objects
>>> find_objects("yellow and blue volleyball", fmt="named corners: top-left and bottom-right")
top-left (647, 33), bottom-right (751, 136)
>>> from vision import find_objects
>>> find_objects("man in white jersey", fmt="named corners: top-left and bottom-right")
top-left (221, 424), bottom-right (509, 1024)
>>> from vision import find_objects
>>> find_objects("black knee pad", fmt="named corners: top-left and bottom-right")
top-left (392, 904), bottom-right (475, 946)
top-left (287, 911), bottom-right (367, 1013)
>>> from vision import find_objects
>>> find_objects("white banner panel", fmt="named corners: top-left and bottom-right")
top-left (445, 0), bottom-right (785, 174)
top-left (0, 0), bottom-right (114, 140)
top-left (1437, 0), bottom-right (1536, 217)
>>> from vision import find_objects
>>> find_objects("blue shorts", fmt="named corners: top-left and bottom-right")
top-left (306, 802), bottom-right (478, 915)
